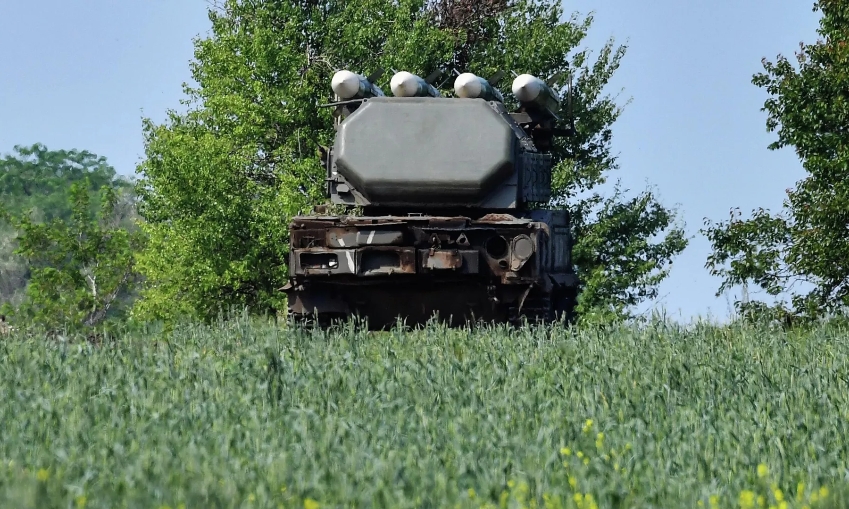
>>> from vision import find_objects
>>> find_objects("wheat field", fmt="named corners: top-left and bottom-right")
top-left (1, 317), bottom-right (848, 508)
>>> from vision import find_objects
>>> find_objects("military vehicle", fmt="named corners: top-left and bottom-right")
top-left (281, 68), bottom-right (579, 329)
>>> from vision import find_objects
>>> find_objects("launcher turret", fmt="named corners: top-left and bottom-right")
top-left (285, 68), bottom-right (580, 329)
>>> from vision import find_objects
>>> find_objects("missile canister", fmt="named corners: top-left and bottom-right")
top-left (331, 70), bottom-right (385, 100)
top-left (390, 71), bottom-right (442, 98)
top-left (511, 73), bottom-right (560, 114)
top-left (453, 73), bottom-right (504, 102)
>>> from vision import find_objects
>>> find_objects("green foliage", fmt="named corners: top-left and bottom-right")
top-left (135, 0), bottom-right (686, 323)
top-left (704, 1), bottom-right (849, 321)
top-left (1, 181), bottom-right (142, 333)
top-left (0, 143), bottom-right (130, 222)
top-left (0, 144), bottom-right (135, 308)
top-left (570, 184), bottom-right (687, 320)
top-left (1, 318), bottom-right (848, 507)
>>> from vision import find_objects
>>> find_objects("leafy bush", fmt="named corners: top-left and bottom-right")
top-left (0, 181), bottom-right (141, 334)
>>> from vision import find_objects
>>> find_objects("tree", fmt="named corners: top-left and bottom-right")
top-left (134, 0), bottom-right (686, 322)
top-left (0, 143), bottom-right (131, 221)
top-left (0, 180), bottom-right (142, 333)
top-left (703, 0), bottom-right (849, 323)
top-left (0, 144), bottom-right (136, 308)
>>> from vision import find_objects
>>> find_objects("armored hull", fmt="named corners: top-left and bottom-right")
top-left (283, 211), bottom-right (577, 329)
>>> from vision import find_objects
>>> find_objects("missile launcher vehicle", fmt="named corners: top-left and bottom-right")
top-left (282, 69), bottom-right (579, 328)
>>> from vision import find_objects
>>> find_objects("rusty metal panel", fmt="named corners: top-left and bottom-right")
top-left (419, 249), bottom-right (480, 273)
top-left (325, 227), bottom-right (405, 248)
top-left (293, 248), bottom-right (357, 276)
top-left (291, 229), bottom-right (328, 249)
top-left (424, 249), bottom-right (462, 270)
top-left (356, 229), bottom-right (404, 246)
top-left (287, 286), bottom-right (350, 315)
top-left (357, 247), bottom-right (416, 276)
top-left (426, 217), bottom-right (469, 229)
top-left (474, 213), bottom-right (523, 224)
top-left (327, 229), bottom-right (359, 248)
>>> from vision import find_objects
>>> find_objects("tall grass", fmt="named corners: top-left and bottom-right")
top-left (1, 317), bottom-right (847, 508)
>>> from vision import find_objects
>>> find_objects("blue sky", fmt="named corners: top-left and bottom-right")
top-left (0, 1), bottom-right (821, 322)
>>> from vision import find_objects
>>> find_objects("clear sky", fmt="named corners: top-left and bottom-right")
top-left (0, 1), bottom-right (822, 322)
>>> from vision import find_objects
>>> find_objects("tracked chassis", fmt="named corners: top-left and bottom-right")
top-left (283, 211), bottom-right (578, 329)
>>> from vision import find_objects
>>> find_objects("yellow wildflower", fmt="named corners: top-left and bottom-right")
top-left (796, 482), bottom-right (805, 502)
top-left (248, 494), bottom-right (256, 502)
top-left (468, 488), bottom-right (476, 499)
top-left (36, 468), bottom-right (49, 482)
top-left (582, 419), bottom-right (593, 433)
top-left (583, 458), bottom-right (589, 465)
top-left (560, 447), bottom-right (572, 456)
top-left (757, 464), bottom-right (769, 478)
top-left (819, 486), bottom-right (828, 499)
top-left (739, 490), bottom-right (756, 509)
top-left (595, 432), bottom-right (604, 450)
top-left (304, 498), bottom-right (320, 509)
top-left (75, 495), bottom-right (87, 509)
top-left (757, 495), bottom-right (766, 507)
top-left (773, 488), bottom-right (783, 502)
top-left (569, 476), bottom-right (577, 489)
top-left (577, 451), bottom-right (584, 459)
top-left (709, 494), bottom-right (719, 508)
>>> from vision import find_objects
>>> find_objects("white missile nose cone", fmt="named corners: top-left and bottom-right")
top-left (390, 71), bottom-right (418, 97)
top-left (331, 70), bottom-right (361, 99)
top-left (454, 72), bottom-right (483, 98)
top-left (512, 73), bottom-right (541, 102)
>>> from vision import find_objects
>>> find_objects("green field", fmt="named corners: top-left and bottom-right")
top-left (1, 318), bottom-right (848, 508)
